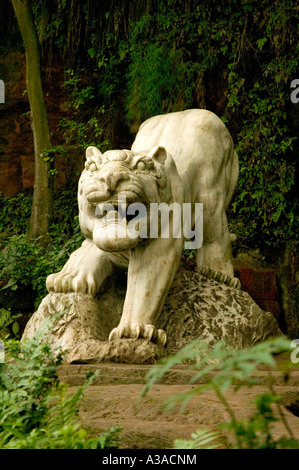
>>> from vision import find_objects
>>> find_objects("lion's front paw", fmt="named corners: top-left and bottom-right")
top-left (109, 323), bottom-right (167, 346)
top-left (46, 270), bottom-right (97, 296)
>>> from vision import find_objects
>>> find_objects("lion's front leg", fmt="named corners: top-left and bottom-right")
top-left (109, 237), bottom-right (183, 346)
top-left (46, 238), bottom-right (114, 296)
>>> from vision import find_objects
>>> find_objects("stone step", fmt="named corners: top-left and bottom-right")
top-left (74, 382), bottom-right (299, 449)
top-left (57, 360), bottom-right (299, 448)
top-left (58, 362), bottom-right (299, 387)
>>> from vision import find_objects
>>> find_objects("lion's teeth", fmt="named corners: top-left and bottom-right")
top-left (106, 210), bottom-right (118, 221)
top-left (118, 203), bottom-right (127, 214)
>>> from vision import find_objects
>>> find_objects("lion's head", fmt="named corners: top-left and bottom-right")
top-left (78, 145), bottom-right (174, 252)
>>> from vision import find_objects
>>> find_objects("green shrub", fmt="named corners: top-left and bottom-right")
top-left (126, 43), bottom-right (194, 127)
top-left (0, 189), bottom-right (84, 309)
top-left (0, 320), bottom-right (121, 449)
top-left (0, 228), bottom-right (84, 309)
top-left (0, 193), bottom-right (32, 237)
top-left (56, 68), bottom-right (111, 153)
top-left (0, 308), bottom-right (21, 339)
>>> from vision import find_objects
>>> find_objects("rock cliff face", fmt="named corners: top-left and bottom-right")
top-left (0, 52), bottom-right (31, 196)
top-left (0, 52), bottom-right (82, 197)
top-left (22, 266), bottom-right (282, 364)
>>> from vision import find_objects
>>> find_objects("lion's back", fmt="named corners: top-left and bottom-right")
top-left (131, 109), bottom-right (236, 205)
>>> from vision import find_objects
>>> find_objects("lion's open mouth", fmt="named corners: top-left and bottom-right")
top-left (92, 197), bottom-right (148, 252)
top-left (95, 200), bottom-right (144, 227)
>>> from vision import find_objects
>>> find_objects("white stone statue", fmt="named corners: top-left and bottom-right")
top-left (46, 109), bottom-right (240, 346)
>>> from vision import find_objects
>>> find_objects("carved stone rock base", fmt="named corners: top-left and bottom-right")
top-left (22, 267), bottom-right (282, 364)
top-left (21, 289), bottom-right (166, 364)
top-left (74, 339), bottom-right (167, 365)
top-left (160, 269), bottom-right (282, 354)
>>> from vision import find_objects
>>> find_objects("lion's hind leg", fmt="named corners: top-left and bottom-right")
top-left (196, 193), bottom-right (241, 289)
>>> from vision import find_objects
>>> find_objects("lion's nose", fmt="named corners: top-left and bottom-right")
top-left (101, 171), bottom-right (130, 192)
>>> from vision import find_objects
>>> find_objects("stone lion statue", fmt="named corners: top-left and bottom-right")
top-left (46, 109), bottom-right (240, 346)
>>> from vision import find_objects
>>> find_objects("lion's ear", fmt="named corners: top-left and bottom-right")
top-left (147, 146), bottom-right (167, 165)
top-left (85, 146), bottom-right (102, 160)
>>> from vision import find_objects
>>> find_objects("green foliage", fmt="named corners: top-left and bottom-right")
top-left (174, 429), bottom-right (220, 450)
top-left (0, 235), bottom-right (44, 293)
top-left (221, 392), bottom-right (299, 449)
top-left (0, 320), bottom-right (64, 446)
top-left (143, 337), bottom-right (290, 399)
top-left (0, 190), bottom-right (84, 308)
top-left (142, 337), bottom-right (299, 449)
top-left (126, 43), bottom-right (194, 126)
top-left (40, 67), bottom-right (111, 171)
top-left (122, 0), bottom-right (298, 248)
top-left (223, 9), bottom-right (299, 247)
top-left (0, 231), bottom-right (84, 309)
top-left (182, 247), bottom-right (196, 260)
top-left (0, 308), bottom-right (21, 339)
top-left (0, 193), bottom-right (32, 237)
top-left (0, 321), bottom-right (121, 449)
top-left (59, 69), bottom-right (110, 151)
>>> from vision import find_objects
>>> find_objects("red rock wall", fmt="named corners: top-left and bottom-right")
top-left (235, 267), bottom-right (284, 330)
top-left (0, 52), bottom-right (83, 197)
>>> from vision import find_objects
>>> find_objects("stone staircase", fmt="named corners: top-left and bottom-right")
top-left (57, 360), bottom-right (299, 449)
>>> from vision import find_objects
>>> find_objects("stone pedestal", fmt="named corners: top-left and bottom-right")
top-left (22, 268), bottom-right (282, 364)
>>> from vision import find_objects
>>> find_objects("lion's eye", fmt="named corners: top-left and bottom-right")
top-left (137, 161), bottom-right (146, 171)
top-left (85, 160), bottom-right (98, 172)
top-left (89, 162), bottom-right (97, 172)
